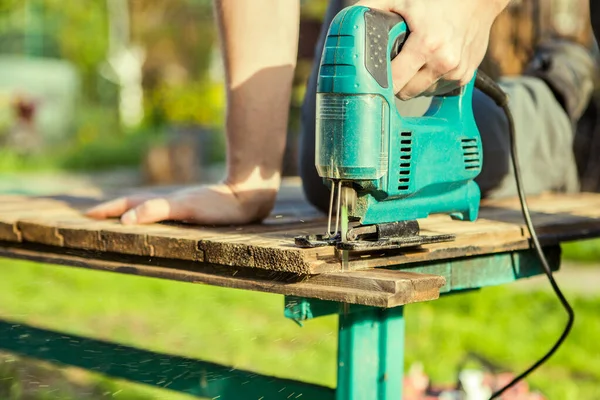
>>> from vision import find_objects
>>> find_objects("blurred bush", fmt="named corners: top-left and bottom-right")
top-left (0, 0), bottom-right (221, 171)
top-left (146, 80), bottom-right (224, 130)
top-left (0, 0), bottom-right (329, 173)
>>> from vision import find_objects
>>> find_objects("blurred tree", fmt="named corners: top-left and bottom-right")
top-left (129, 0), bottom-right (221, 128)
top-left (101, 0), bottom-right (145, 127)
top-left (34, 0), bottom-right (109, 100)
top-left (0, 0), bottom-right (331, 129)
top-left (24, 0), bottom-right (44, 57)
top-left (0, 0), bottom-right (339, 172)
top-left (0, 1), bottom-right (105, 146)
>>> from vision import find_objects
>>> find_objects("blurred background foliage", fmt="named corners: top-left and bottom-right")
top-left (0, 1), bottom-right (599, 400)
top-left (0, 0), bottom-right (299, 172)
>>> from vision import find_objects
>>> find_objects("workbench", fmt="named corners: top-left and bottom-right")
top-left (1, 179), bottom-right (599, 399)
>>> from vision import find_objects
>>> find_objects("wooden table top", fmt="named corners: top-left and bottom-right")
top-left (1, 180), bottom-right (599, 274)
top-left (0, 179), bottom-right (598, 307)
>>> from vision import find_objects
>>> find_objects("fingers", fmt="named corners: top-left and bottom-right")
top-left (393, 35), bottom-right (475, 99)
top-left (354, 0), bottom-right (482, 99)
top-left (420, 66), bottom-right (476, 97)
top-left (120, 196), bottom-right (192, 225)
top-left (393, 35), bottom-right (458, 99)
top-left (84, 185), bottom-right (272, 226)
top-left (390, 34), bottom-right (428, 96)
top-left (85, 193), bottom-right (192, 225)
top-left (85, 194), bottom-right (156, 219)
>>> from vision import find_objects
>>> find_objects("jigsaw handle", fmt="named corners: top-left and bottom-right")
top-left (316, 5), bottom-right (480, 185)
top-left (361, 8), bottom-right (407, 91)
top-left (316, 5), bottom-right (475, 103)
top-left (363, 7), bottom-right (468, 98)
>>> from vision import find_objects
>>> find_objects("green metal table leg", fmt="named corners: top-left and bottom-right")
top-left (337, 306), bottom-right (405, 400)
top-left (284, 247), bottom-right (561, 400)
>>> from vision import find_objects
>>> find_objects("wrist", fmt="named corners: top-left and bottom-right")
top-left (223, 167), bottom-right (281, 220)
top-left (224, 167), bottom-right (281, 192)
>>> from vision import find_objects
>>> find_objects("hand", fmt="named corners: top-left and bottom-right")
top-left (357, 0), bottom-right (509, 99)
top-left (85, 181), bottom-right (278, 226)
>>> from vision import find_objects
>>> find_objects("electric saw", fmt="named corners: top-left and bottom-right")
top-left (295, 5), bottom-right (483, 252)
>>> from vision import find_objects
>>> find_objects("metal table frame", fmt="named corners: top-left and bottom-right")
top-left (0, 246), bottom-right (560, 400)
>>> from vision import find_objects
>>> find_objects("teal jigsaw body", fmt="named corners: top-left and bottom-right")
top-left (315, 6), bottom-right (483, 226)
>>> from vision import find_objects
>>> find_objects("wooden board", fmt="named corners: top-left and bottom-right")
top-left (0, 243), bottom-right (445, 308)
top-left (0, 182), bottom-right (599, 275)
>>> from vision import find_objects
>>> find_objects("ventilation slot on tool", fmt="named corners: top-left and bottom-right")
top-left (461, 138), bottom-right (481, 171)
top-left (398, 132), bottom-right (412, 191)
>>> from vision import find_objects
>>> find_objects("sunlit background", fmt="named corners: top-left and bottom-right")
top-left (0, 0), bottom-right (599, 399)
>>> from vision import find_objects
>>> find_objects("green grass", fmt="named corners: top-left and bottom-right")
top-left (0, 259), bottom-right (599, 399)
top-left (562, 238), bottom-right (600, 264)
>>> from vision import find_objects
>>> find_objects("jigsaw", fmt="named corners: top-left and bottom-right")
top-left (295, 5), bottom-right (483, 252)
top-left (294, 4), bottom-right (578, 396)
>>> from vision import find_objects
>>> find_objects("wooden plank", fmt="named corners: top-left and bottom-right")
top-left (59, 219), bottom-right (111, 252)
top-left (0, 243), bottom-right (445, 308)
top-left (0, 190), bottom-right (599, 274)
top-left (0, 207), bottom-right (81, 243)
top-left (0, 195), bottom-right (100, 243)
top-left (145, 229), bottom-right (206, 261)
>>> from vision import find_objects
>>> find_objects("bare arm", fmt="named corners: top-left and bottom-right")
top-left (216, 0), bottom-right (300, 214)
top-left (86, 0), bottom-right (301, 225)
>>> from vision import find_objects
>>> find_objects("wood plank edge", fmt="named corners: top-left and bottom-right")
top-left (0, 223), bottom-right (21, 242)
top-left (312, 238), bottom-right (532, 272)
top-left (0, 243), bottom-right (435, 307)
top-left (17, 221), bottom-right (64, 247)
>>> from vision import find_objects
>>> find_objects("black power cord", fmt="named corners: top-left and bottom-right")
top-left (473, 71), bottom-right (575, 399)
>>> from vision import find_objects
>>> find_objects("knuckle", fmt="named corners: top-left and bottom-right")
top-left (138, 198), bottom-right (164, 214)
top-left (397, 90), bottom-right (414, 101)
top-left (444, 66), bottom-right (465, 82)
top-left (437, 50), bottom-right (460, 72)
top-left (427, 81), bottom-right (442, 95)
top-left (420, 35), bottom-right (441, 54)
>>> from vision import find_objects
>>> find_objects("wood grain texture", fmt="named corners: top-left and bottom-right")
top-left (0, 183), bottom-right (599, 274)
top-left (0, 243), bottom-right (445, 308)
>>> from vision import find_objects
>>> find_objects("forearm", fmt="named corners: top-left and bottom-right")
top-left (214, 0), bottom-right (300, 191)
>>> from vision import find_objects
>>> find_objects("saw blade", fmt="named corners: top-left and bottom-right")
top-left (341, 194), bottom-right (348, 271)
top-left (335, 233), bottom-right (455, 251)
top-left (340, 185), bottom-right (353, 271)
